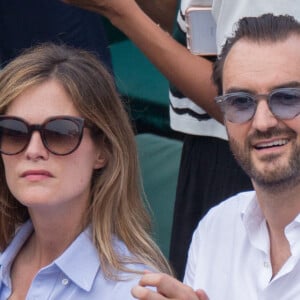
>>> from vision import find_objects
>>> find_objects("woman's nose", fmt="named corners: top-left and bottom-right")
top-left (24, 131), bottom-right (49, 160)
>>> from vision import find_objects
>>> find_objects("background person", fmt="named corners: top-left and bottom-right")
top-left (0, 43), bottom-right (171, 299)
top-left (0, 0), bottom-right (112, 71)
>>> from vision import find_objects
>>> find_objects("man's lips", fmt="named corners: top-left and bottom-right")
top-left (253, 138), bottom-right (289, 150)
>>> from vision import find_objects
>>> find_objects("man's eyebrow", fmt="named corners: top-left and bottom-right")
top-left (224, 87), bottom-right (254, 94)
top-left (224, 81), bottom-right (300, 94)
top-left (271, 81), bottom-right (300, 90)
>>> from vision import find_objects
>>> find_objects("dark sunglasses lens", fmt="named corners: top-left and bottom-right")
top-left (0, 119), bottom-right (29, 154)
top-left (44, 119), bottom-right (82, 155)
top-left (223, 94), bottom-right (255, 123)
top-left (270, 89), bottom-right (300, 119)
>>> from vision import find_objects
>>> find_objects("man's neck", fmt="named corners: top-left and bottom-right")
top-left (254, 182), bottom-right (300, 230)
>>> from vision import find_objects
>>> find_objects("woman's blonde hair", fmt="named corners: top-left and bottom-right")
top-left (0, 43), bottom-right (172, 278)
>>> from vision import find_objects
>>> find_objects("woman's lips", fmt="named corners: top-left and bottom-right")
top-left (21, 170), bottom-right (54, 181)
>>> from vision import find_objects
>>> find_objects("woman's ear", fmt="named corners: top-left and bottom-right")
top-left (93, 135), bottom-right (110, 170)
top-left (93, 151), bottom-right (107, 170)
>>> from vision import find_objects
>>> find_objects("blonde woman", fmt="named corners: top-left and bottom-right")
top-left (0, 43), bottom-right (171, 299)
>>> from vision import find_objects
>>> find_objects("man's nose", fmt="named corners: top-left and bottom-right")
top-left (251, 100), bottom-right (279, 132)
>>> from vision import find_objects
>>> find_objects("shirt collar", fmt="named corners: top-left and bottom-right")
top-left (241, 193), bottom-right (300, 227)
top-left (54, 226), bottom-right (100, 292)
top-left (241, 193), bottom-right (300, 253)
top-left (241, 194), bottom-right (270, 253)
top-left (0, 220), bottom-right (33, 286)
top-left (0, 221), bottom-right (100, 292)
top-left (241, 194), bottom-right (264, 231)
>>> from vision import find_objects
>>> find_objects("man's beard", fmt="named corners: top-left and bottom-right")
top-left (228, 128), bottom-right (300, 192)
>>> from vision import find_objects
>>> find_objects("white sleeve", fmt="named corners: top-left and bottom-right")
top-left (183, 218), bottom-right (206, 287)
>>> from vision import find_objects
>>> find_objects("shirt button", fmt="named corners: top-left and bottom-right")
top-left (62, 278), bottom-right (69, 285)
top-left (264, 261), bottom-right (270, 268)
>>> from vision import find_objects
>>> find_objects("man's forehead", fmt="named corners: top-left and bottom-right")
top-left (224, 34), bottom-right (300, 63)
top-left (222, 35), bottom-right (300, 92)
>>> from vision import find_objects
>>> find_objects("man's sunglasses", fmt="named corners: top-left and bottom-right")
top-left (215, 87), bottom-right (300, 123)
top-left (0, 116), bottom-right (85, 155)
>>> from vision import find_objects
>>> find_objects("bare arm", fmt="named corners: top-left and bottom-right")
top-left (62, 0), bottom-right (223, 123)
top-left (135, 0), bottom-right (177, 33)
top-left (131, 272), bottom-right (209, 300)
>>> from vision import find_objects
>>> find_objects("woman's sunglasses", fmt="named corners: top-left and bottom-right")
top-left (215, 87), bottom-right (300, 123)
top-left (0, 115), bottom-right (85, 155)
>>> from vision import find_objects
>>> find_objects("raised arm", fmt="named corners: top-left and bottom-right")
top-left (62, 0), bottom-right (223, 122)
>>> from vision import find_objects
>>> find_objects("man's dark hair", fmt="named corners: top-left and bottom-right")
top-left (212, 13), bottom-right (300, 94)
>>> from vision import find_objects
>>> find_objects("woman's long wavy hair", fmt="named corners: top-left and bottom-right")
top-left (0, 43), bottom-right (172, 278)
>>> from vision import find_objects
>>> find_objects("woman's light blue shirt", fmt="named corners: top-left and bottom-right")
top-left (0, 221), bottom-right (147, 299)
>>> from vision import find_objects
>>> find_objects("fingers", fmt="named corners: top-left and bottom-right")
top-left (132, 285), bottom-right (164, 300)
top-left (132, 272), bottom-right (200, 300)
top-left (195, 289), bottom-right (209, 300)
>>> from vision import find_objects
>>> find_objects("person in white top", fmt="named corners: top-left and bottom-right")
top-left (130, 13), bottom-right (300, 299)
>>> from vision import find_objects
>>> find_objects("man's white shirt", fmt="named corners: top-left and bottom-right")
top-left (184, 191), bottom-right (300, 300)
